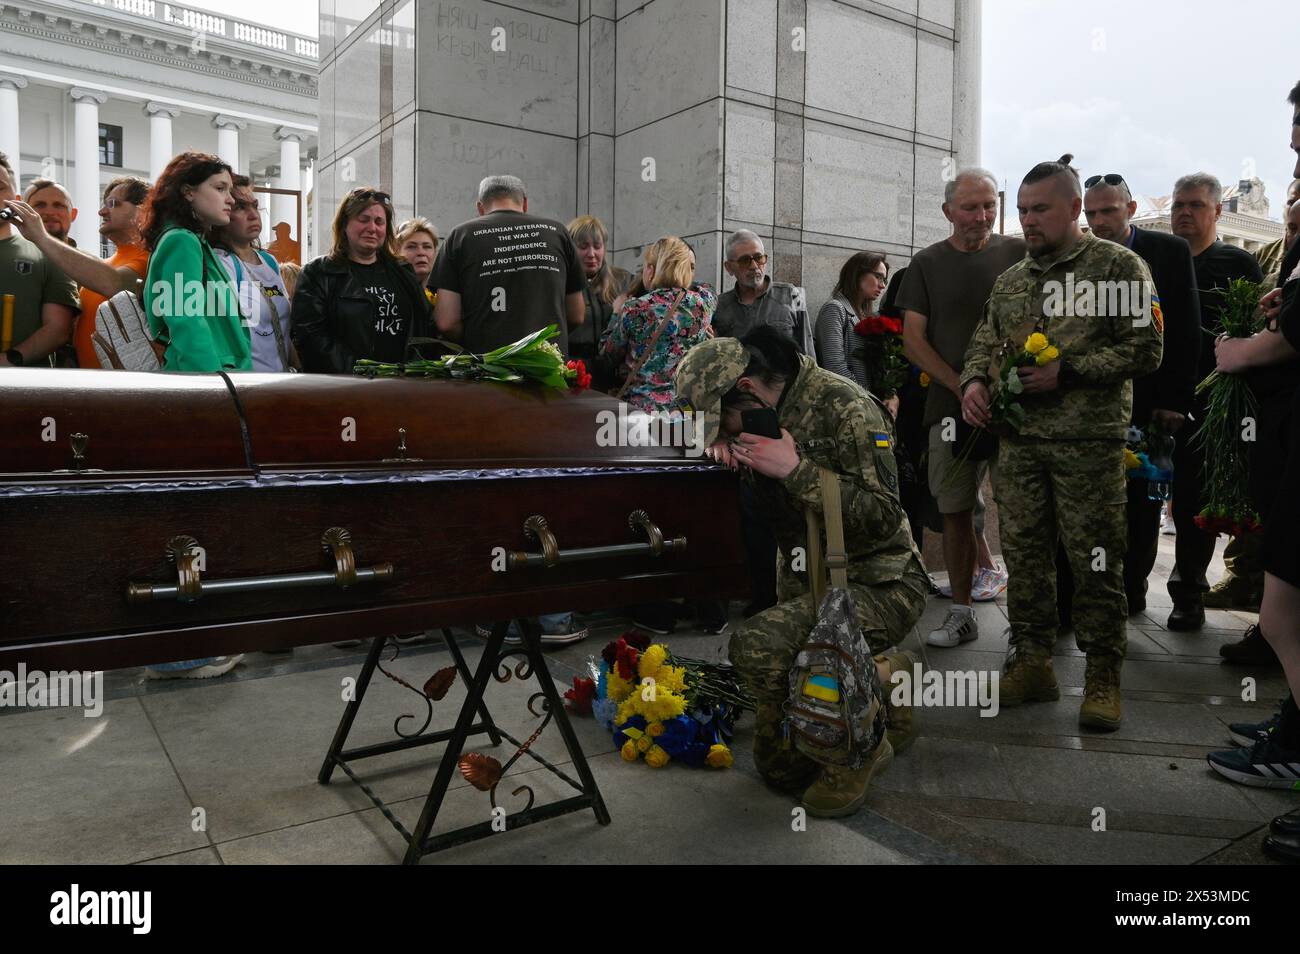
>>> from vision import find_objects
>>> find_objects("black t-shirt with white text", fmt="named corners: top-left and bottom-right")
top-left (430, 209), bottom-right (587, 354)
top-left (350, 260), bottom-right (408, 363)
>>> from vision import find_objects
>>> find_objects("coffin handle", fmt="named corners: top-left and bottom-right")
top-left (505, 512), bottom-right (685, 570)
top-left (322, 527), bottom-right (358, 587)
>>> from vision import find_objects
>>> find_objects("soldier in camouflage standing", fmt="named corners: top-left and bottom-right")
top-left (960, 155), bottom-right (1163, 731)
top-left (675, 328), bottom-right (929, 817)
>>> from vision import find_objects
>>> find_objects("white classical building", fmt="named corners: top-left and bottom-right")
top-left (0, 0), bottom-right (319, 258)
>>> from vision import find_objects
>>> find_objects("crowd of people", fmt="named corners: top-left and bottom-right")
top-left (2, 78), bottom-right (1298, 842)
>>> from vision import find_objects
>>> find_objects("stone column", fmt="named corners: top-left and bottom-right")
top-left (70, 87), bottom-right (107, 251)
top-left (953, 0), bottom-right (982, 170)
top-left (212, 114), bottom-right (247, 171)
top-left (273, 127), bottom-right (305, 242)
top-left (0, 74), bottom-right (29, 180)
top-left (145, 101), bottom-right (181, 181)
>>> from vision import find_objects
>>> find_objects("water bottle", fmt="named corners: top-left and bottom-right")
top-left (1147, 426), bottom-right (1175, 502)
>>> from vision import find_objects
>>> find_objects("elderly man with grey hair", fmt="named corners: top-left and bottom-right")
top-left (712, 229), bottom-right (811, 353)
top-left (431, 173), bottom-right (591, 646)
top-left (1163, 171), bottom-right (1265, 633)
top-left (432, 174), bottom-right (587, 355)
top-left (897, 167), bottom-right (1024, 646)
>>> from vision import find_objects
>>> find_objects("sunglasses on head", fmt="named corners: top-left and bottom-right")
top-left (351, 189), bottom-right (391, 204)
top-left (731, 253), bottom-right (768, 268)
top-left (1084, 173), bottom-right (1127, 189)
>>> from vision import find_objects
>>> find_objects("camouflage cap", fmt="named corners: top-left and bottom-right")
top-left (674, 337), bottom-right (749, 448)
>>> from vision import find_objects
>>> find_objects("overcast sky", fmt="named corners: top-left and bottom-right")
top-left (191, 0), bottom-right (1297, 220)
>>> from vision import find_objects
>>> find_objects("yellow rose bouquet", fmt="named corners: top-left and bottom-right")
top-left (989, 331), bottom-right (1060, 433)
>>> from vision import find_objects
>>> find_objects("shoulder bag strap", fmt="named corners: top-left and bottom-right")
top-left (614, 288), bottom-right (687, 401)
top-left (805, 466), bottom-right (849, 606)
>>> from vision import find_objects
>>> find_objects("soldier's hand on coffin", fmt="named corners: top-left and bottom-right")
top-left (731, 428), bottom-right (799, 479)
top-left (1017, 360), bottom-right (1060, 393)
top-left (961, 380), bottom-right (991, 427)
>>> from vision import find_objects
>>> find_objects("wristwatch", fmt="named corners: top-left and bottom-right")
top-left (5, 349), bottom-right (23, 366)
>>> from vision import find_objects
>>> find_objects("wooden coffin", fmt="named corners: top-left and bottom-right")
top-left (0, 369), bottom-right (746, 670)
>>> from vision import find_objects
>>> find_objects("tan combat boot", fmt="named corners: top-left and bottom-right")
top-left (1203, 576), bottom-right (1262, 612)
top-left (1079, 657), bottom-right (1122, 731)
top-left (999, 652), bottom-right (1060, 706)
top-left (753, 703), bottom-right (820, 793)
top-left (800, 697), bottom-right (893, 818)
top-left (875, 649), bottom-right (918, 754)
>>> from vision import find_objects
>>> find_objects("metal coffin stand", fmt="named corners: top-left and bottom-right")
top-left (319, 622), bottom-right (609, 865)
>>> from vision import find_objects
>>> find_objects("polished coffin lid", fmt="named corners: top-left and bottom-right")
top-left (0, 368), bottom-right (699, 478)
top-left (0, 369), bottom-right (742, 668)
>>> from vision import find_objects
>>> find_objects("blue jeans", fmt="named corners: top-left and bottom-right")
top-left (147, 658), bottom-right (218, 673)
top-left (505, 612), bottom-right (573, 639)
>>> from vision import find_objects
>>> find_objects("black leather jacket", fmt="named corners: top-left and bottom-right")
top-left (291, 254), bottom-right (433, 373)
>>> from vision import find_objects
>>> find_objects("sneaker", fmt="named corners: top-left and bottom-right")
top-left (936, 576), bottom-right (954, 598)
top-left (474, 624), bottom-right (523, 645)
top-left (631, 617), bottom-right (674, 636)
top-left (1220, 624), bottom-right (1280, 666)
top-left (146, 655), bottom-right (244, 680)
top-left (702, 621), bottom-right (730, 636)
top-left (1228, 711), bottom-right (1281, 747)
top-left (538, 626), bottom-right (588, 647)
top-left (393, 632), bottom-right (431, 646)
top-left (972, 565), bottom-right (1008, 602)
top-left (1207, 736), bottom-right (1300, 789)
top-left (926, 606), bottom-right (979, 648)
top-left (1160, 510), bottom-right (1176, 535)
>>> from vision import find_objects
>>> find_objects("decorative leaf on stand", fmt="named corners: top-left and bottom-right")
top-left (423, 666), bottom-right (457, 701)
top-left (458, 753), bottom-right (503, 791)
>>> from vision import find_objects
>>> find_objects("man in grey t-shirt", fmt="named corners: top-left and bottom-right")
top-left (898, 168), bottom-right (1025, 648)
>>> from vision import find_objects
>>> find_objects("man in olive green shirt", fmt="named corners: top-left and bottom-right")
top-left (0, 152), bottom-right (79, 367)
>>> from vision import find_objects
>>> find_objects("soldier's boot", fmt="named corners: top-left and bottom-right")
top-left (752, 703), bottom-right (820, 794)
top-left (800, 696), bottom-right (893, 818)
top-left (1079, 657), bottom-right (1123, 731)
top-left (875, 649), bottom-right (918, 754)
top-left (999, 652), bottom-right (1060, 707)
top-left (1203, 575), bottom-right (1262, 612)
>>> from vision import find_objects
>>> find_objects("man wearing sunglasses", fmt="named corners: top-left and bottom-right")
top-left (714, 230), bottom-right (811, 355)
top-left (1055, 172), bottom-right (1200, 623)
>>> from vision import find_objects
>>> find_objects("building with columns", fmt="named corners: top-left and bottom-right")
top-left (0, 0), bottom-right (319, 258)
top-left (316, 0), bottom-right (980, 308)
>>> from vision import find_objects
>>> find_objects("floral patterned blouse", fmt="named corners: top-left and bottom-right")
top-left (599, 283), bottom-right (716, 413)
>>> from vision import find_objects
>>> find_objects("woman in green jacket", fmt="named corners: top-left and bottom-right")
top-left (141, 152), bottom-right (251, 372)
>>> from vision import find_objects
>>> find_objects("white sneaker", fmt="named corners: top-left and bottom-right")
top-left (926, 608), bottom-right (979, 648)
top-left (937, 577), bottom-right (954, 598)
top-left (972, 565), bottom-right (1008, 602)
top-left (1160, 511), bottom-right (1176, 535)
top-left (146, 655), bottom-right (244, 680)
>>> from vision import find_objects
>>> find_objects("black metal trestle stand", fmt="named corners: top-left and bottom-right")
top-left (317, 620), bottom-right (610, 864)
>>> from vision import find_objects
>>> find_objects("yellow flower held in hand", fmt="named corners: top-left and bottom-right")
top-left (1035, 345), bottom-right (1060, 367)
top-left (1024, 332), bottom-right (1049, 355)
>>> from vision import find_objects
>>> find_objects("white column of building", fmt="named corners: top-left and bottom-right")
top-left (144, 102), bottom-right (181, 181)
top-left (272, 127), bottom-right (305, 241)
top-left (0, 74), bottom-right (29, 179)
top-left (69, 87), bottom-right (107, 252)
top-left (300, 154), bottom-right (315, 258)
top-left (212, 114), bottom-right (246, 171)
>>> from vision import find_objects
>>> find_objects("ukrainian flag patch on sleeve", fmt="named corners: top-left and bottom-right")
top-left (873, 432), bottom-right (891, 449)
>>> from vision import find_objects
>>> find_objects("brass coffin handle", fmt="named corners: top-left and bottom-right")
top-left (126, 528), bottom-right (393, 603)
top-left (504, 511), bottom-right (686, 570)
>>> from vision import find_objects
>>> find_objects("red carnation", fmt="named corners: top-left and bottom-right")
top-left (615, 642), bottom-right (640, 681)
top-left (564, 676), bottom-right (596, 715)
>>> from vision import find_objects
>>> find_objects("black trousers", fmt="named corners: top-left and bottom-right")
top-left (1057, 478), bottom-right (1162, 621)
top-left (1167, 408), bottom-right (1217, 601)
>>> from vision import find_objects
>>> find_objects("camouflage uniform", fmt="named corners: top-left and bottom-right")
top-left (960, 232), bottom-right (1163, 664)
top-left (676, 346), bottom-right (929, 787)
